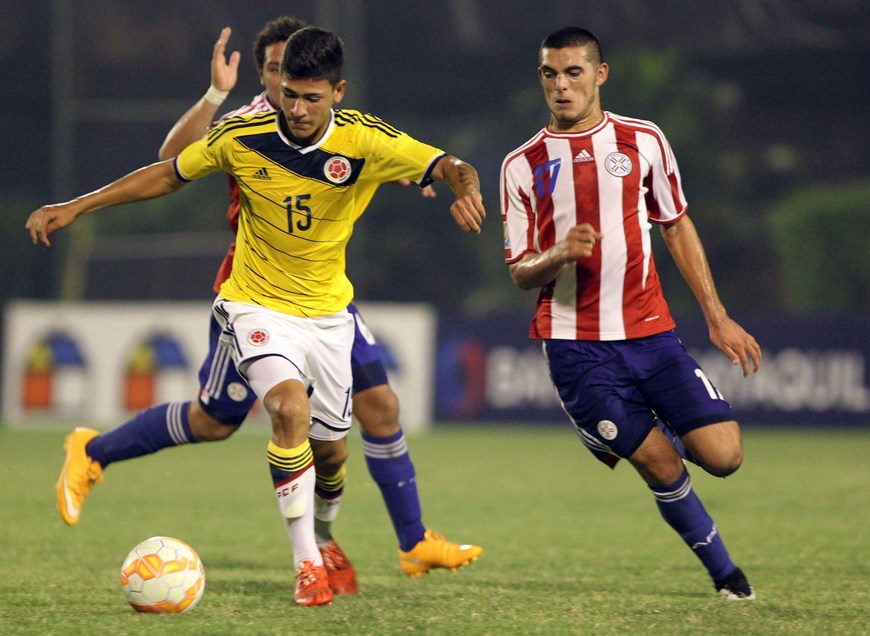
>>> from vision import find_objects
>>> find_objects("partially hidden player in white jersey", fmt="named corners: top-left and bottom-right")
top-left (501, 26), bottom-right (761, 600)
top-left (28, 25), bottom-right (486, 607)
top-left (48, 16), bottom-right (481, 602)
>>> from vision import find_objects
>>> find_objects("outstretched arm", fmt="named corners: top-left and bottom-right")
top-left (158, 26), bottom-right (240, 160)
top-left (661, 214), bottom-right (761, 376)
top-left (26, 160), bottom-right (184, 247)
top-left (429, 155), bottom-right (486, 234)
top-left (509, 223), bottom-right (603, 290)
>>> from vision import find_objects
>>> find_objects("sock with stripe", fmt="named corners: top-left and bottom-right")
top-left (362, 429), bottom-right (425, 552)
top-left (314, 464), bottom-right (345, 544)
top-left (85, 401), bottom-right (195, 469)
top-left (268, 440), bottom-right (320, 569)
top-left (650, 468), bottom-right (736, 581)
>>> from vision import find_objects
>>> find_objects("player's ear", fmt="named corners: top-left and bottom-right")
top-left (332, 79), bottom-right (347, 104)
top-left (596, 62), bottom-right (609, 86)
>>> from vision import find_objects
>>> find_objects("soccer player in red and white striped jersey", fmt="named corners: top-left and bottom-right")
top-left (502, 111), bottom-right (684, 341)
top-left (501, 26), bottom-right (761, 600)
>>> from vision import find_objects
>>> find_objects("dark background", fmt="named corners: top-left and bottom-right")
top-left (2, 0), bottom-right (868, 318)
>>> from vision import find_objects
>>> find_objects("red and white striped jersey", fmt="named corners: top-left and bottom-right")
top-left (501, 111), bottom-right (687, 341)
top-left (219, 91), bottom-right (275, 123)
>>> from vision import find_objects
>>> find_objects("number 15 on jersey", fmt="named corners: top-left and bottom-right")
top-left (285, 195), bottom-right (312, 233)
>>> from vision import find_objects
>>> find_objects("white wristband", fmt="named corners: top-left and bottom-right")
top-left (204, 85), bottom-right (229, 105)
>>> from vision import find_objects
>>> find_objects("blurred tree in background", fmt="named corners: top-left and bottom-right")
top-left (768, 180), bottom-right (870, 314)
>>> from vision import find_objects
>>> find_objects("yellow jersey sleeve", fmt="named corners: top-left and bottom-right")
top-left (174, 129), bottom-right (224, 182)
top-left (331, 110), bottom-right (445, 187)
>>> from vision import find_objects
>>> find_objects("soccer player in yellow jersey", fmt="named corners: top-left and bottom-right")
top-left (27, 26), bottom-right (486, 607)
top-left (50, 17), bottom-right (481, 602)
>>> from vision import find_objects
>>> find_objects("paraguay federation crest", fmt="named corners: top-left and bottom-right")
top-left (605, 152), bottom-right (633, 177)
top-left (324, 156), bottom-right (352, 184)
top-left (226, 382), bottom-right (250, 402)
top-left (597, 419), bottom-right (618, 440)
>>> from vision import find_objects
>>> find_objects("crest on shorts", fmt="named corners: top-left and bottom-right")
top-left (597, 419), bottom-right (618, 440)
top-left (324, 156), bottom-right (352, 184)
top-left (247, 329), bottom-right (270, 346)
top-left (605, 152), bottom-right (632, 177)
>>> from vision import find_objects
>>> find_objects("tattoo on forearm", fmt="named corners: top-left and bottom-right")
top-left (457, 163), bottom-right (479, 188)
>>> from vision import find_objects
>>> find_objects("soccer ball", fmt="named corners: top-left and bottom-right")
top-left (120, 536), bottom-right (206, 614)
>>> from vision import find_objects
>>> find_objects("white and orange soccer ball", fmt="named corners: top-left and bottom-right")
top-left (120, 536), bottom-right (205, 614)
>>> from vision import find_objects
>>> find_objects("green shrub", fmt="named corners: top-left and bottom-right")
top-left (768, 180), bottom-right (870, 314)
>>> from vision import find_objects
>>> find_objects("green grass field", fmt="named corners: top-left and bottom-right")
top-left (1, 425), bottom-right (867, 635)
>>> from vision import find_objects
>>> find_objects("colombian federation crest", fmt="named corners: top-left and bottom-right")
top-left (324, 156), bottom-right (352, 184)
top-left (605, 152), bottom-right (632, 177)
top-left (247, 329), bottom-right (270, 346)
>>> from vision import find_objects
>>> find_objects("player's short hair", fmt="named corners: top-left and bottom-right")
top-left (540, 27), bottom-right (604, 65)
top-left (280, 27), bottom-right (344, 85)
top-left (252, 16), bottom-right (308, 73)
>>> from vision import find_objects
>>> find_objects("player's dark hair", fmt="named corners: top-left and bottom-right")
top-left (252, 16), bottom-right (308, 72)
top-left (540, 27), bottom-right (604, 65)
top-left (280, 26), bottom-right (344, 85)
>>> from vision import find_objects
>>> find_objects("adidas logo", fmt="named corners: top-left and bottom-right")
top-left (573, 149), bottom-right (594, 163)
top-left (252, 167), bottom-right (271, 180)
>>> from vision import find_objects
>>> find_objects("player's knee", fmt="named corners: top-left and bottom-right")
top-left (264, 390), bottom-right (309, 430)
top-left (188, 402), bottom-right (239, 442)
top-left (703, 446), bottom-right (744, 477)
top-left (354, 385), bottom-right (400, 436)
top-left (311, 440), bottom-right (348, 474)
top-left (629, 431), bottom-right (687, 485)
top-left (684, 421), bottom-right (744, 477)
top-left (270, 402), bottom-right (307, 429)
top-left (693, 438), bottom-right (744, 477)
top-left (196, 420), bottom-right (238, 442)
top-left (318, 449), bottom-right (348, 475)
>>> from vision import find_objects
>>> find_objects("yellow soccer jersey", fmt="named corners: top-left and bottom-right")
top-left (175, 108), bottom-right (445, 317)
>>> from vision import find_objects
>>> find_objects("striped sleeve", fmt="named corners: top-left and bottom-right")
top-left (501, 132), bottom-right (543, 264)
top-left (611, 114), bottom-right (687, 225)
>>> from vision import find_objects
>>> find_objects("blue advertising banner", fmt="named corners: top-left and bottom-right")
top-left (435, 314), bottom-right (870, 427)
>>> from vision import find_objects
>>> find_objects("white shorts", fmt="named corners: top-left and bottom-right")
top-left (212, 298), bottom-right (354, 440)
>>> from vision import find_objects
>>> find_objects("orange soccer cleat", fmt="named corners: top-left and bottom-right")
top-left (399, 529), bottom-right (483, 577)
top-left (319, 539), bottom-right (358, 595)
top-left (294, 560), bottom-right (333, 607)
top-left (55, 427), bottom-right (103, 526)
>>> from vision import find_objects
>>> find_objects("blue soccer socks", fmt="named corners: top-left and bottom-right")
top-left (85, 401), bottom-right (195, 468)
top-left (650, 469), bottom-right (736, 581)
top-left (362, 430), bottom-right (425, 552)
